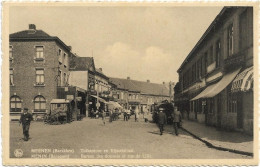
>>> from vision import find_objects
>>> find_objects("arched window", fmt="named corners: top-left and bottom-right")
top-left (10, 96), bottom-right (22, 112)
top-left (34, 95), bottom-right (46, 112)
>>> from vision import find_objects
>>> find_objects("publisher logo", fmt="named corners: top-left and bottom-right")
top-left (14, 149), bottom-right (23, 158)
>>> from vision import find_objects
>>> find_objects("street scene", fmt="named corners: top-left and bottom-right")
top-left (6, 4), bottom-right (255, 163)
top-left (10, 116), bottom-right (251, 159)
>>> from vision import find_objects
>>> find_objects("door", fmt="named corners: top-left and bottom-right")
top-left (237, 94), bottom-right (243, 128)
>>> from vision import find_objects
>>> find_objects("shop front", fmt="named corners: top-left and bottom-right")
top-left (57, 86), bottom-right (87, 120)
top-left (191, 68), bottom-right (241, 127)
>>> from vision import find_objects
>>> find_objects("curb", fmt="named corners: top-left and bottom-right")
top-left (181, 127), bottom-right (253, 157)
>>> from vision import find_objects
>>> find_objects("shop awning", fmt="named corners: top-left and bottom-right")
top-left (231, 66), bottom-right (253, 92)
top-left (50, 99), bottom-right (70, 104)
top-left (191, 68), bottom-right (241, 101)
top-left (91, 95), bottom-right (107, 103)
top-left (107, 101), bottom-right (123, 109)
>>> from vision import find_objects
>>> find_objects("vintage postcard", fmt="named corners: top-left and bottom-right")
top-left (2, 2), bottom-right (259, 166)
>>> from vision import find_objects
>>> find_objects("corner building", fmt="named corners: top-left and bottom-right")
top-left (9, 24), bottom-right (72, 120)
top-left (175, 7), bottom-right (253, 135)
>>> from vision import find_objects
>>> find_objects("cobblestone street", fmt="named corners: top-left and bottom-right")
top-left (10, 116), bottom-right (251, 159)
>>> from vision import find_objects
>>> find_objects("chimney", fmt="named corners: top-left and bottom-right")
top-left (29, 24), bottom-right (36, 30)
top-left (163, 82), bottom-right (165, 85)
top-left (99, 68), bottom-right (102, 72)
top-left (127, 77), bottom-right (130, 80)
top-left (147, 80), bottom-right (150, 83)
top-left (68, 46), bottom-right (72, 51)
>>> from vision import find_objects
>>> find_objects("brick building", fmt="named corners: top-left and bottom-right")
top-left (9, 24), bottom-right (72, 120)
top-left (174, 7), bottom-right (253, 135)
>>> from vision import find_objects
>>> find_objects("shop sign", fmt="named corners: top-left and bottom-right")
top-left (66, 95), bottom-right (74, 100)
top-left (89, 102), bottom-right (92, 104)
top-left (96, 102), bottom-right (100, 108)
top-left (64, 87), bottom-right (69, 92)
top-left (202, 101), bottom-right (206, 105)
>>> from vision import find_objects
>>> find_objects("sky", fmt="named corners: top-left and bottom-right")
top-left (9, 5), bottom-right (223, 84)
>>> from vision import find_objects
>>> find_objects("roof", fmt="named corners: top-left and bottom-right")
top-left (69, 57), bottom-right (95, 71)
top-left (10, 30), bottom-right (51, 38)
top-left (109, 78), bottom-right (169, 96)
top-left (177, 7), bottom-right (231, 72)
top-left (10, 29), bottom-right (71, 51)
top-left (95, 68), bottom-right (109, 80)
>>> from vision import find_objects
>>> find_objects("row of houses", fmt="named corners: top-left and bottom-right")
top-left (9, 24), bottom-right (173, 120)
top-left (174, 7), bottom-right (254, 135)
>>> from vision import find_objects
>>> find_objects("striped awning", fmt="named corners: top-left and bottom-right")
top-left (191, 68), bottom-right (241, 101)
top-left (231, 66), bottom-right (253, 93)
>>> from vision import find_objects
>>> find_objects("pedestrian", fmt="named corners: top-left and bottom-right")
top-left (126, 108), bottom-right (131, 120)
top-left (158, 108), bottom-right (167, 135)
top-left (101, 108), bottom-right (106, 125)
top-left (109, 109), bottom-right (113, 123)
top-left (135, 107), bottom-right (139, 122)
top-left (123, 108), bottom-right (128, 121)
top-left (172, 106), bottom-right (182, 136)
top-left (143, 107), bottom-right (149, 122)
top-left (19, 108), bottom-right (33, 141)
top-left (91, 108), bottom-right (95, 119)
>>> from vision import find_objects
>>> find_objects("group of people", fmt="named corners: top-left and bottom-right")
top-left (157, 106), bottom-right (182, 136)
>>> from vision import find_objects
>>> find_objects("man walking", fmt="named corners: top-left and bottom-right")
top-left (172, 106), bottom-right (182, 136)
top-left (158, 108), bottom-right (167, 135)
top-left (19, 108), bottom-right (33, 141)
top-left (123, 108), bottom-right (128, 121)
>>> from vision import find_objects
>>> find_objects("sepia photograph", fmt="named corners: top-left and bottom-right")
top-left (2, 2), bottom-right (258, 165)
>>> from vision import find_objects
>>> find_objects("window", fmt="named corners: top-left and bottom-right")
top-left (200, 57), bottom-right (202, 78)
top-left (35, 46), bottom-right (44, 60)
top-left (9, 46), bottom-right (13, 62)
top-left (36, 69), bottom-right (44, 85)
top-left (228, 94), bottom-right (238, 113)
top-left (63, 73), bottom-right (67, 86)
top-left (10, 96), bottom-right (22, 112)
top-left (204, 52), bottom-right (208, 75)
top-left (63, 53), bottom-right (67, 67)
top-left (209, 46), bottom-right (213, 64)
top-left (10, 68), bottom-right (14, 86)
top-left (121, 92), bottom-right (124, 99)
top-left (58, 49), bottom-right (62, 64)
top-left (216, 40), bottom-right (221, 68)
top-left (58, 70), bottom-right (62, 86)
top-left (239, 10), bottom-right (248, 50)
top-left (227, 24), bottom-right (234, 57)
top-left (34, 95), bottom-right (46, 112)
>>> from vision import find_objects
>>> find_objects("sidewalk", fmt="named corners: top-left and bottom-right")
top-left (181, 120), bottom-right (253, 155)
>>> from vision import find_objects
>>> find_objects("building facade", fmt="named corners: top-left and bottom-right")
top-left (109, 77), bottom-right (170, 112)
top-left (175, 7), bottom-right (253, 135)
top-left (69, 56), bottom-right (96, 116)
top-left (10, 24), bottom-right (72, 120)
